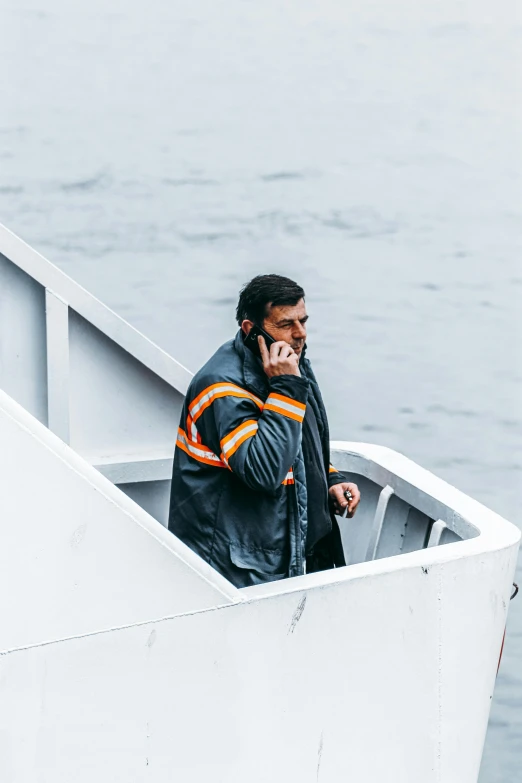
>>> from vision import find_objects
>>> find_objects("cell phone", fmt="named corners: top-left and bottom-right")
top-left (243, 324), bottom-right (276, 359)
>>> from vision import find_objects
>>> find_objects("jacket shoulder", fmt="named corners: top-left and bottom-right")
top-left (188, 338), bottom-right (244, 398)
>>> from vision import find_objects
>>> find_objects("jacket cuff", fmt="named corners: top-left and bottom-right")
top-left (268, 374), bottom-right (310, 405)
top-left (328, 469), bottom-right (346, 490)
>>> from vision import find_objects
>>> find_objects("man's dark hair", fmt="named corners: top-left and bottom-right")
top-left (236, 274), bottom-right (305, 326)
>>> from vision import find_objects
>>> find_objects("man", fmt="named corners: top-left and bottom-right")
top-left (168, 274), bottom-right (360, 587)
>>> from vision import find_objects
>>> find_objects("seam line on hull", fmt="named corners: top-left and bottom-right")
top-left (0, 600), bottom-right (240, 657)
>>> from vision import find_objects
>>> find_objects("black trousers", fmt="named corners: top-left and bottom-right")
top-left (306, 534), bottom-right (335, 573)
top-left (306, 520), bottom-right (346, 573)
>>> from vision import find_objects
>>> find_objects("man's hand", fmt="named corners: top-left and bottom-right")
top-left (329, 482), bottom-right (361, 518)
top-left (259, 337), bottom-right (301, 378)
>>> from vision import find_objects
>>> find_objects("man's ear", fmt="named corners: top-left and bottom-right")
top-left (241, 319), bottom-right (254, 336)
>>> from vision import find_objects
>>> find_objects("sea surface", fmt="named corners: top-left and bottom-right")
top-left (2, 1), bottom-right (521, 778)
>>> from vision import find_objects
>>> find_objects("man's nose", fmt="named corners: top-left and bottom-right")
top-left (293, 322), bottom-right (307, 340)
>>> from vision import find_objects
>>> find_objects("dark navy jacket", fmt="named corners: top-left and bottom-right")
top-left (168, 330), bottom-right (346, 587)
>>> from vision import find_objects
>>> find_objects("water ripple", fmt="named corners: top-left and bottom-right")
top-left (261, 171), bottom-right (306, 182)
top-left (162, 177), bottom-right (217, 187)
top-left (61, 171), bottom-right (110, 192)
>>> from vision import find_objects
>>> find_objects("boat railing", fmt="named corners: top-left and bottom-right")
top-left (330, 442), bottom-right (477, 567)
top-left (0, 223), bottom-right (191, 522)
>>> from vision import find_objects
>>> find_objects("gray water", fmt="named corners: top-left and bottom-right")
top-left (2, 0), bottom-right (521, 778)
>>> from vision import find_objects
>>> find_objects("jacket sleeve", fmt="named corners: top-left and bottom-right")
top-left (193, 374), bottom-right (310, 493)
top-left (328, 464), bottom-right (346, 489)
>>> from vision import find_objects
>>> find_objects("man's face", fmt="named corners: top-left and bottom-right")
top-left (262, 299), bottom-right (308, 357)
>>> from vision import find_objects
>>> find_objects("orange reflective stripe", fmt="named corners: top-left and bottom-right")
top-left (223, 429), bottom-right (256, 461)
top-left (186, 413), bottom-right (202, 444)
top-left (329, 465), bottom-right (338, 474)
top-left (220, 419), bottom-right (258, 460)
top-left (189, 383), bottom-right (263, 424)
top-left (264, 393), bottom-right (306, 423)
top-left (282, 468), bottom-right (294, 485)
top-left (264, 404), bottom-right (302, 423)
top-left (268, 393), bottom-right (306, 413)
top-left (176, 428), bottom-right (227, 469)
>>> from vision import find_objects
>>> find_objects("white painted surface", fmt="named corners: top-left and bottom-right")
top-left (0, 386), bottom-right (519, 781)
top-left (0, 225), bottom-right (190, 525)
top-left (0, 390), bottom-right (238, 651)
top-left (119, 479), bottom-right (172, 527)
top-left (0, 548), bottom-right (517, 783)
top-left (0, 251), bottom-right (48, 424)
top-left (68, 310), bottom-right (183, 461)
top-left (45, 289), bottom-right (70, 442)
top-left (0, 223), bottom-right (192, 393)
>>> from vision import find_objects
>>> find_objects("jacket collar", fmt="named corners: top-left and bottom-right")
top-left (234, 330), bottom-right (269, 399)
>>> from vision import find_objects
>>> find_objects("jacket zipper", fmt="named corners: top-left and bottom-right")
top-left (293, 482), bottom-right (304, 576)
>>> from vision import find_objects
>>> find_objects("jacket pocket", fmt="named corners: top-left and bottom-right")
top-left (229, 543), bottom-right (286, 586)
